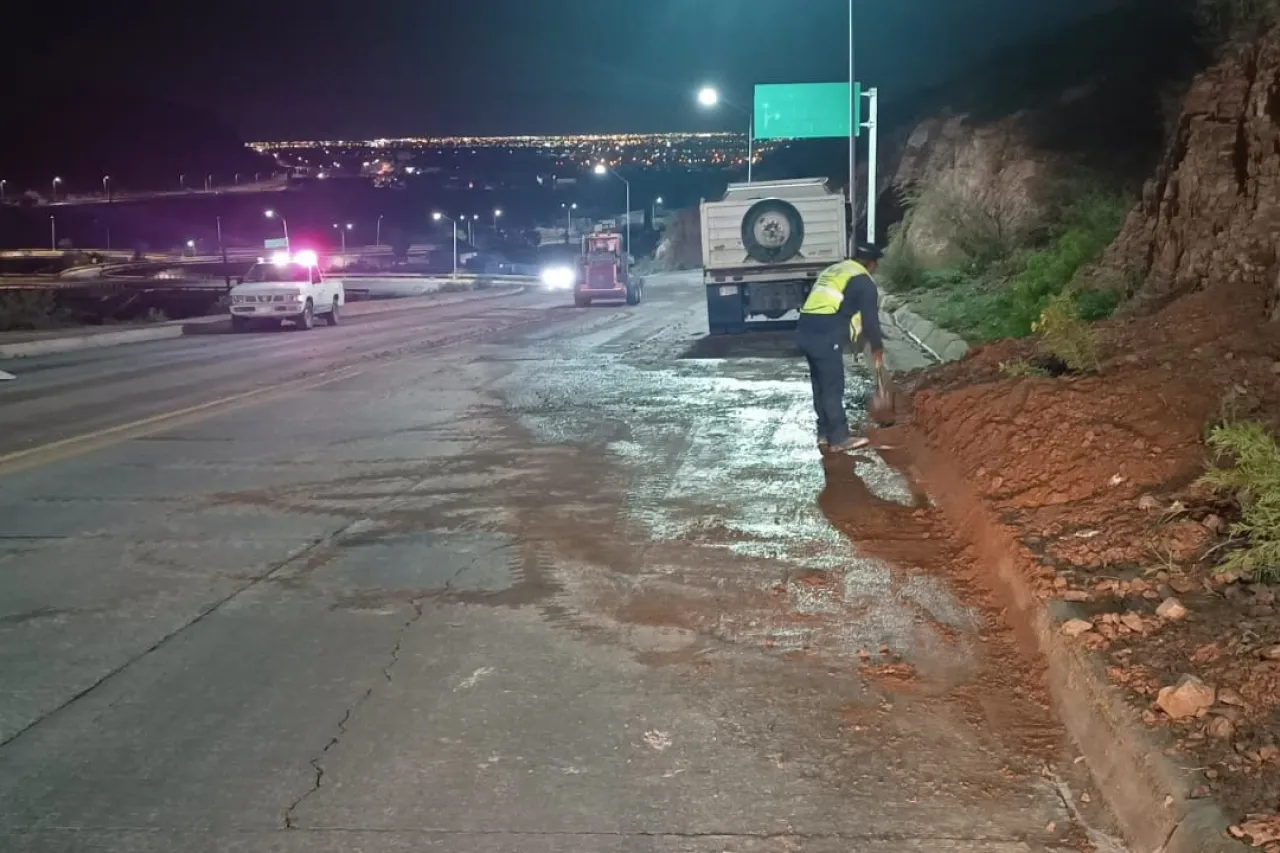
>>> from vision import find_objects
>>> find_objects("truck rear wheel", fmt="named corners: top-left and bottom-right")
top-left (326, 296), bottom-right (341, 326)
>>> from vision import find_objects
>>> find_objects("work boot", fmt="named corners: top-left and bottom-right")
top-left (829, 436), bottom-right (871, 453)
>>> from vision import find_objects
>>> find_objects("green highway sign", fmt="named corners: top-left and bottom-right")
top-left (754, 82), bottom-right (860, 140)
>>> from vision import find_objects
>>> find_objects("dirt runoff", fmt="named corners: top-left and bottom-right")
top-left (888, 283), bottom-right (1280, 846)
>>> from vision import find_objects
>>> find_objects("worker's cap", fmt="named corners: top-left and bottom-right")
top-left (853, 242), bottom-right (884, 262)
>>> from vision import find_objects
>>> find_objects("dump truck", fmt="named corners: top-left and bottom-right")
top-left (699, 178), bottom-right (847, 335)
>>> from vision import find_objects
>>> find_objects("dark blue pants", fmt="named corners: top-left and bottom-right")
top-left (797, 332), bottom-right (848, 445)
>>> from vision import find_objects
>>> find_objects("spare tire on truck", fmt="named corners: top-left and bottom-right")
top-left (740, 198), bottom-right (805, 264)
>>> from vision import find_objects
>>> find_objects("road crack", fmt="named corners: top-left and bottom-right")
top-left (284, 595), bottom-right (426, 829)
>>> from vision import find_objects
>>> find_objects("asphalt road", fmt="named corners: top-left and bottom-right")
top-left (0, 276), bottom-right (1112, 852)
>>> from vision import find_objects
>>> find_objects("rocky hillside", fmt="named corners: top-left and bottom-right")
top-left (883, 0), bottom-right (1200, 259)
top-left (1099, 21), bottom-right (1280, 318)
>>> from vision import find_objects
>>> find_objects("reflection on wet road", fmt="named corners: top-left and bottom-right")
top-left (0, 273), bottom-right (1111, 852)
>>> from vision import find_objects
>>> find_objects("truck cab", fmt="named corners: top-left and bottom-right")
top-left (572, 232), bottom-right (643, 307)
top-left (229, 251), bottom-right (344, 332)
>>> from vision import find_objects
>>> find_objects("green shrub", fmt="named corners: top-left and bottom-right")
top-left (906, 185), bottom-right (1027, 271)
top-left (1032, 292), bottom-right (1100, 373)
top-left (1073, 287), bottom-right (1121, 322)
top-left (989, 187), bottom-right (1130, 338)
top-left (1200, 421), bottom-right (1280, 582)
top-left (878, 227), bottom-right (927, 292)
top-left (1000, 359), bottom-right (1051, 378)
top-left (0, 290), bottom-right (60, 331)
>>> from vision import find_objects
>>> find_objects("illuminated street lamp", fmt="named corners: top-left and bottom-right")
top-left (432, 212), bottom-right (458, 277)
top-left (333, 221), bottom-right (353, 253)
top-left (102, 175), bottom-right (112, 201)
top-left (0, 179), bottom-right (7, 205)
top-left (51, 176), bottom-right (62, 201)
top-left (465, 214), bottom-right (479, 245)
top-left (561, 202), bottom-right (577, 233)
top-left (652, 196), bottom-right (663, 221)
top-left (493, 208), bottom-right (502, 229)
top-left (264, 209), bottom-right (289, 251)
top-left (376, 214), bottom-right (384, 247)
top-left (205, 174), bottom-right (213, 192)
top-left (696, 86), bottom-right (753, 183)
top-left (185, 239), bottom-right (196, 256)
top-left (593, 163), bottom-right (631, 258)
top-left (180, 173), bottom-right (186, 190)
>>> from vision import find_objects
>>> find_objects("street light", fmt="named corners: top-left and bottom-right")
top-left (593, 163), bottom-right (631, 259)
top-left (432, 211), bottom-right (458, 277)
top-left (180, 173), bottom-right (186, 190)
top-left (376, 214), bottom-right (384, 247)
top-left (333, 221), bottom-right (353, 253)
top-left (51, 176), bottom-right (62, 201)
top-left (0, 180), bottom-right (7, 205)
top-left (50, 215), bottom-right (56, 249)
top-left (264, 209), bottom-right (289, 251)
top-left (466, 214), bottom-right (479, 245)
top-left (653, 196), bottom-right (663, 221)
top-left (102, 175), bottom-right (111, 201)
top-left (493, 208), bottom-right (502, 229)
top-left (696, 86), bottom-right (753, 183)
top-left (185, 239), bottom-right (196, 256)
top-left (561, 202), bottom-right (577, 233)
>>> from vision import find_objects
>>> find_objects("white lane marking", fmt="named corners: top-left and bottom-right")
top-left (0, 371), bottom-right (14, 381)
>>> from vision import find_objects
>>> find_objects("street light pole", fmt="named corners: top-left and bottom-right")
top-left (217, 215), bottom-right (231, 291)
top-left (50, 215), bottom-right (56, 250)
top-left (376, 215), bottom-right (384, 247)
top-left (51, 177), bottom-right (62, 201)
top-left (102, 175), bottom-right (112, 202)
top-left (864, 87), bottom-right (878, 245)
top-left (493, 208), bottom-right (502, 229)
top-left (0, 180), bottom-right (7, 205)
top-left (432, 212), bottom-right (458, 277)
top-left (265, 209), bottom-right (289, 251)
top-left (593, 163), bottom-right (630, 260)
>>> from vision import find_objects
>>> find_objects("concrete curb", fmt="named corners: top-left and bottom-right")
top-left (888, 305), bottom-right (969, 363)
top-left (0, 283), bottom-right (525, 360)
top-left (899, 431), bottom-right (1243, 853)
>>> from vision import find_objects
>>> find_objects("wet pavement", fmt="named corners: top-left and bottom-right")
top-left (0, 275), bottom-right (1109, 851)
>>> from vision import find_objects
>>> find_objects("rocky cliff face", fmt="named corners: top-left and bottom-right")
top-left (1101, 26), bottom-right (1280, 319)
top-left (889, 111), bottom-right (1064, 263)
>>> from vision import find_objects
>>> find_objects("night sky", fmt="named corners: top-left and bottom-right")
top-left (9, 0), bottom-right (1123, 139)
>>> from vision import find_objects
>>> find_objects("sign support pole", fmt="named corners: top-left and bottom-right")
top-left (848, 0), bottom-right (856, 255)
top-left (864, 87), bottom-right (878, 246)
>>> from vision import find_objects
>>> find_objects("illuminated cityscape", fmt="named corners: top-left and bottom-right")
top-left (249, 132), bottom-right (775, 174)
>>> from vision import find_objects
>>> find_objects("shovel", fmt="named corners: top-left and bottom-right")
top-left (868, 363), bottom-right (898, 427)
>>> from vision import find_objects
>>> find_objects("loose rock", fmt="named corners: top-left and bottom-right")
top-left (1156, 674), bottom-right (1216, 719)
top-left (1206, 715), bottom-right (1235, 739)
top-left (1137, 494), bottom-right (1161, 511)
top-left (1261, 645), bottom-right (1280, 661)
top-left (1218, 687), bottom-right (1246, 707)
top-left (1061, 618), bottom-right (1094, 638)
top-left (1156, 597), bottom-right (1189, 621)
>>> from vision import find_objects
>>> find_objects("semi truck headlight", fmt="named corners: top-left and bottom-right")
top-left (541, 266), bottom-right (574, 289)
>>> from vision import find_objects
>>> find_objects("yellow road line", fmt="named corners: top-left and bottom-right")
top-left (0, 365), bottom-right (368, 478)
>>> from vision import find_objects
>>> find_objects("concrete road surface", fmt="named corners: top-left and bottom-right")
top-left (0, 275), bottom-right (1111, 852)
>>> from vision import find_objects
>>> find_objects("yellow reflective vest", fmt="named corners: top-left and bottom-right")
top-left (800, 260), bottom-right (873, 341)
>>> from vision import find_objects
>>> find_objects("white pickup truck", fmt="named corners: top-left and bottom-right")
top-left (229, 251), bottom-right (344, 332)
top-left (699, 178), bottom-right (847, 335)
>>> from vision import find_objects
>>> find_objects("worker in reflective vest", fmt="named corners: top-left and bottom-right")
top-left (796, 243), bottom-right (885, 454)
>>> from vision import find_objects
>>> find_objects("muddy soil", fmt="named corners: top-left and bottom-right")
top-left (894, 283), bottom-right (1280, 842)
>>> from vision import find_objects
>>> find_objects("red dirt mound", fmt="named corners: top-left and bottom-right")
top-left (893, 284), bottom-right (1280, 832)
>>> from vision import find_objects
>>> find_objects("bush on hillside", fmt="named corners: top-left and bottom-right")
top-left (988, 185), bottom-right (1130, 337)
top-left (1200, 421), bottom-right (1280, 582)
top-left (905, 184), bottom-right (1032, 271)
top-left (878, 223), bottom-right (927, 292)
top-left (0, 290), bottom-right (60, 331)
top-left (1032, 292), bottom-right (1100, 373)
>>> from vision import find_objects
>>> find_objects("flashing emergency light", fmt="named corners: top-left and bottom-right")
top-left (293, 250), bottom-right (318, 267)
top-left (271, 251), bottom-right (291, 266)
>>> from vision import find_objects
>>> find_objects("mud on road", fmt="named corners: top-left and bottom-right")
top-left (0, 277), bottom-right (1118, 851)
